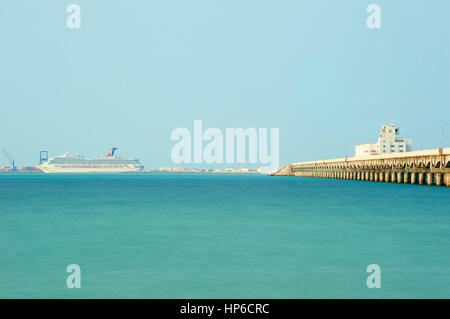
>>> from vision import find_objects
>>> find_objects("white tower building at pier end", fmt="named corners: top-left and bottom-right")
top-left (355, 122), bottom-right (412, 157)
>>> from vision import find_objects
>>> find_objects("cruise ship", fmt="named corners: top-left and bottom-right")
top-left (39, 148), bottom-right (144, 173)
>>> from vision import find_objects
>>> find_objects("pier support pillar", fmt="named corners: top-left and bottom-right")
top-left (379, 172), bottom-right (384, 182)
top-left (436, 173), bottom-right (442, 186)
top-left (403, 172), bottom-right (409, 184)
top-left (427, 173), bottom-right (434, 186)
top-left (391, 172), bottom-right (397, 183)
top-left (374, 172), bottom-right (379, 182)
top-left (370, 172), bottom-right (374, 181)
top-left (410, 173), bottom-right (416, 184)
top-left (365, 172), bottom-right (369, 181)
top-left (385, 172), bottom-right (390, 182)
top-left (397, 172), bottom-right (403, 184)
top-left (445, 173), bottom-right (450, 187)
top-left (418, 173), bottom-right (424, 185)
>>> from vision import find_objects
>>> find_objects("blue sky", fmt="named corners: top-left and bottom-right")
top-left (1, 0), bottom-right (449, 168)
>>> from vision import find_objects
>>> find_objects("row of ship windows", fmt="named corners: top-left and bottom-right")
top-left (53, 164), bottom-right (131, 168)
top-left (50, 161), bottom-right (137, 164)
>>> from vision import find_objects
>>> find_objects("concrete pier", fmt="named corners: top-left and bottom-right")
top-left (275, 148), bottom-right (450, 187)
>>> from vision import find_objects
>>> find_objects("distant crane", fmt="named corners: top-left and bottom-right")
top-left (2, 147), bottom-right (16, 171)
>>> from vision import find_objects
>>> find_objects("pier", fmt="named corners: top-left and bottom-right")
top-left (273, 148), bottom-right (450, 187)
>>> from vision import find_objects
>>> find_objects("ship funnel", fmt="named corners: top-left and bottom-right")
top-left (107, 147), bottom-right (117, 157)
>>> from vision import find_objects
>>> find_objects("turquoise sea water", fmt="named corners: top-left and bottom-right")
top-left (0, 173), bottom-right (449, 299)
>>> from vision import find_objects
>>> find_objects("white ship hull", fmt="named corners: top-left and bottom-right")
top-left (39, 164), bottom-right (142, 173)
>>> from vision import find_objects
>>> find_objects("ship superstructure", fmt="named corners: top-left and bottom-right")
top-left (39, 148), bottom-right (144, 173)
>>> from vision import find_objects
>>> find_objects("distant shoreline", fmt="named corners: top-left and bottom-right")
top-left (0, 170), bottom-right (264, 175)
